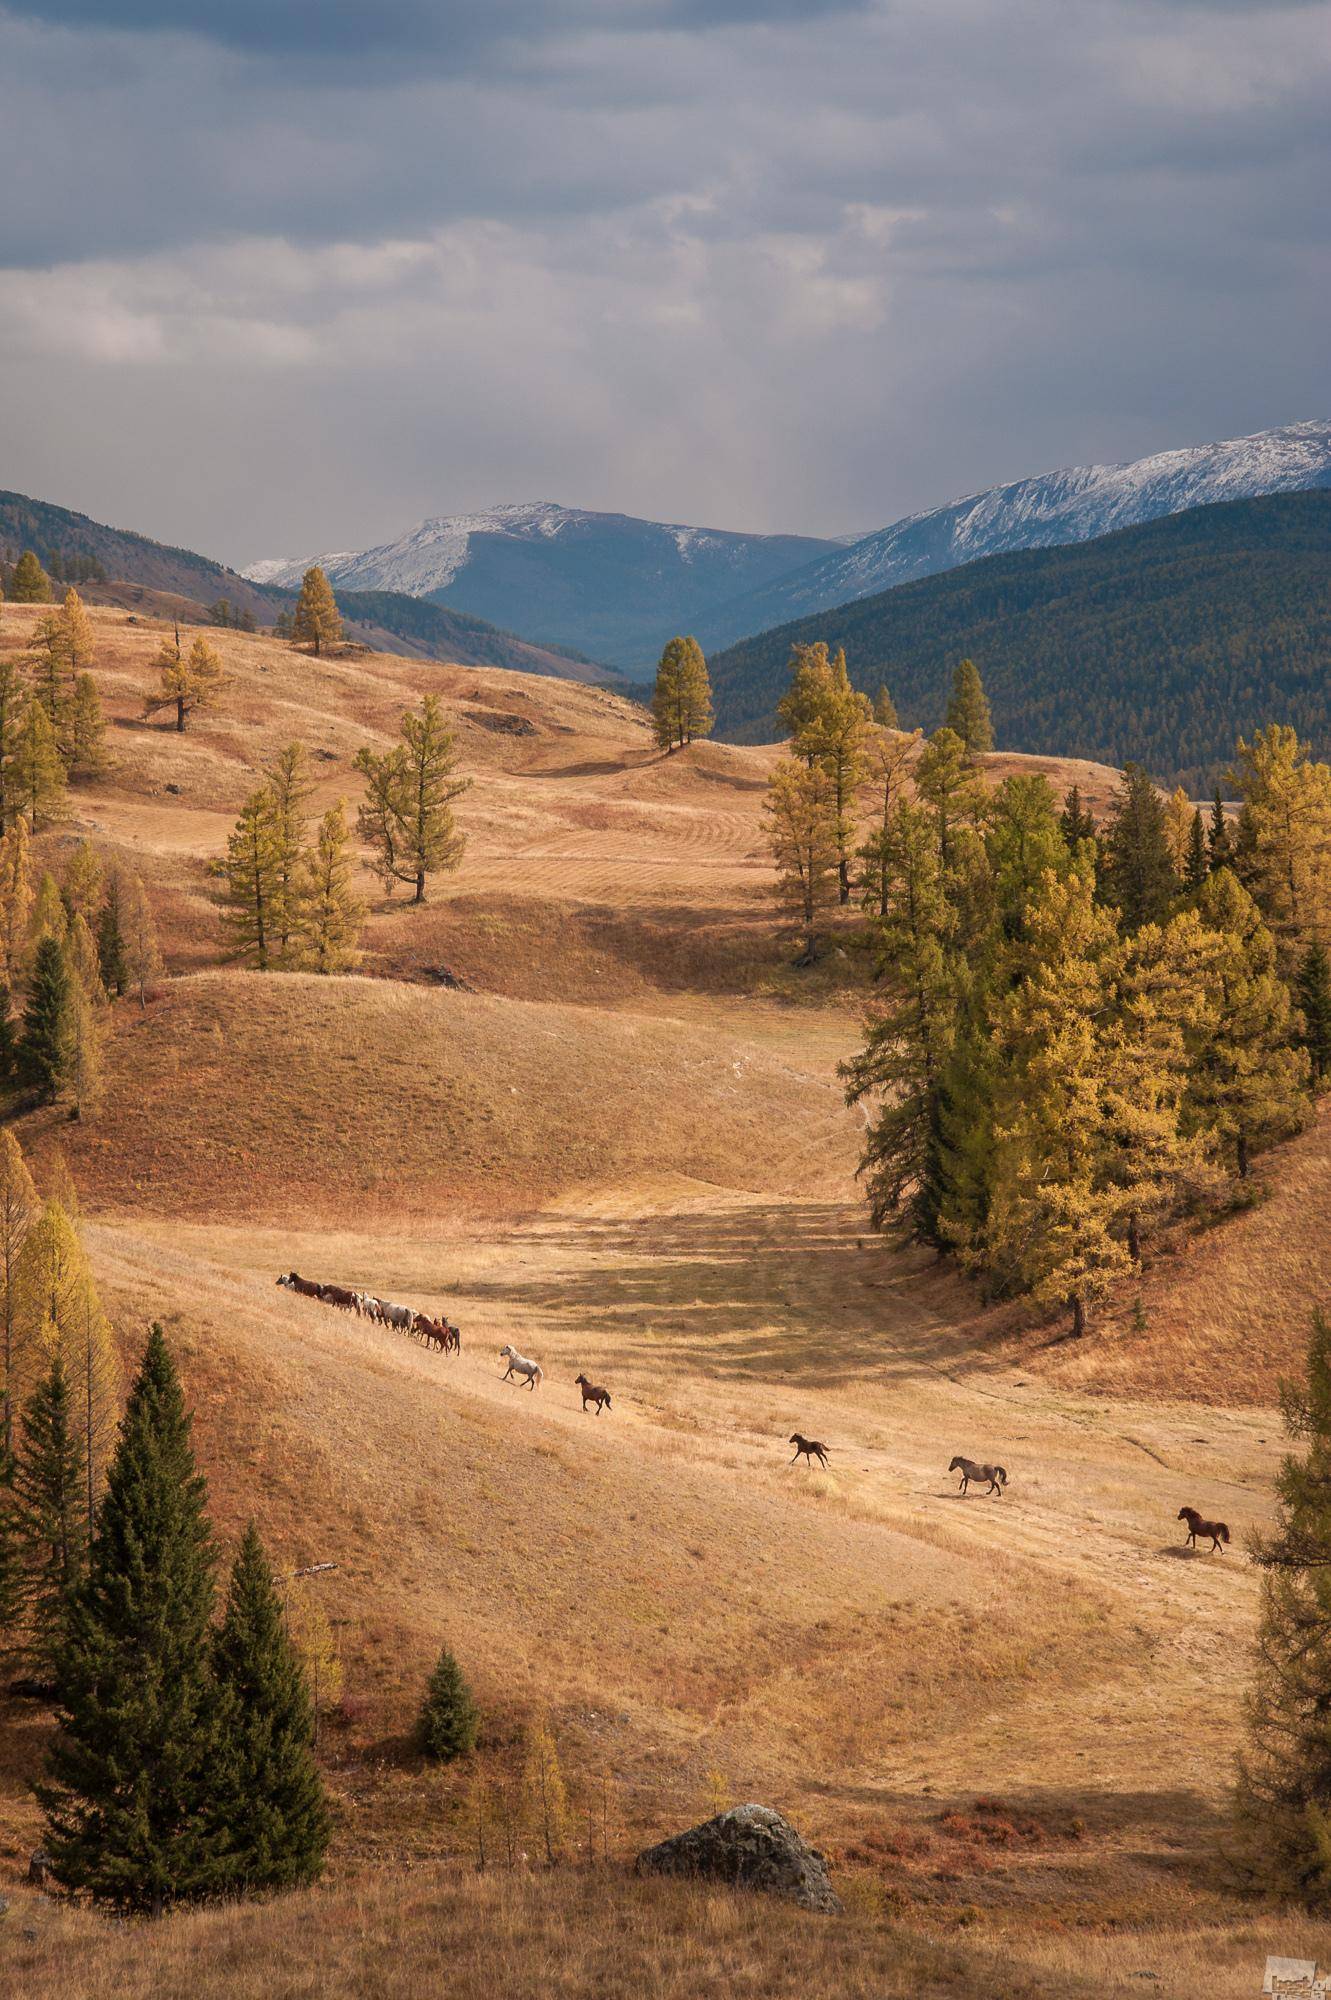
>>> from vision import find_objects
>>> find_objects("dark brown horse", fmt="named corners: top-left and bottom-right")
top-left (575, 1373), bottom-right (611, 1413)
top-left (278, 1271), bottom-right (322, 1299)
top-left (1178, 1505), bottom-right (1230, 1553)
top-left (789, 1433), bottom-right (829, 1469)
top-left (319, 1283), bottom-right (357, 1312)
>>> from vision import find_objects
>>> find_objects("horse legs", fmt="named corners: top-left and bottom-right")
top-left (958, 1475), bottom-right (969, 1494)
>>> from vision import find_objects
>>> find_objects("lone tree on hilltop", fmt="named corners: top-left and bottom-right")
top-left (944, 657), bottom-right (994, 757)
top-left (40, 1324), bottom-right (222, 1915)
top-left (291, 567), bottom-right (343, 657)
top-left (11, 551), bottom-right (52, 604)
top-left (651, 636), bottom-right (713, 752)
top-left (355, 695), bottom-right (468, 904)
top-left (1238, 1309), bottom-right (1331, 1904)
top-left (148, 629), bottom-right (229, 732)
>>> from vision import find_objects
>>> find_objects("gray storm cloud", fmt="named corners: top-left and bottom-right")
top-left (0, 0), bottom-right (1325, 564)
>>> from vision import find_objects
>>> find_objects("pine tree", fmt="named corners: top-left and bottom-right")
top-left (354, 696), bottom-right (468, 905)
top-left (29, 610), bottom-right (72, 748)
top-left (12, 551), bottom-right (52, 603)
top-left (12, 701), bottom-right (67, 830)
top-left (0, 817), bottom-right (32, 986)
top-left (873, 684), bottom-right (899, 730)
top-left (62, 975), bottom-right (105, 1119)
top-left (1209, 790), bottom-right (1233, 873)
top-left (914, 726), bottom-right (987, 874)
top-left (416, 1642), bottom-right (480, 1761)
top-left (119, 868), bottom-right (162, 1006)
top-left (0, 985), bottom-right (16, 1087)
top-left (944, 657), bottom-right (994, 756)
top-left (776, 642), bottom-right (838, 760)
top-left (208, 1524), bottom-right (330, 1892)
top-left (97, 872), bottom-right (128, 997)
top-left (265, 742), bottom-right (314, 963)
top-left (1059, 786), bottom-right (1096, 849)
top-left (222, 788), bottom-right (283, 969)
top-left (650, 637), bottom-right (712, 752)
top-left (0, 1128), bottom-right (39, 1465)
top-left (291, 568), bottom-right (343, 657)
top-left (68, 675), bottom-right (106, 778)
top-left (763, 757), bottom-right (839, 961)
top-left (1297, 942), bottom-right (1331, 1087)
top-left (1185, 868), bottom-right (1309, 1177)
top-left (40, 1324), bottom-right (222, 1915)
top-left (856, 722), bottom-right (920, 918)
top-left (294, 802), bottom-right (365, 973)
top-left (65, 912), bottom-right (104, 1003)
top-left (20, 935), bottom-right (69, 1102)
top-left (11, 1356), bottom-right (87, 1679)
top-left (0, 1463), bottom-right (22, 1665)
top-left (1237, 1309), bottom-right (1331, 1902)
top-left (1185, 808), bottom-right (1208, 891)
top-left (1101, 763), bottom-right (1178, 931)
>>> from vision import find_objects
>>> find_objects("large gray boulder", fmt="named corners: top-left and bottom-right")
top-left (636, 1803), bottom-right (842, 1913)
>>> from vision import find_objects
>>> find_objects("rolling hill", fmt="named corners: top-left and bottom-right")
top-left (0, 487), bottom-right (614, 682)
top-left (707, 488), bottom-right (1331, 790)
top-left (692, 417), bottom-right (1331, 653)
top-left (244, 500), bottom-right (840, 670)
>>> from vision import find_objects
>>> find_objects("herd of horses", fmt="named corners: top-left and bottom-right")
top-left (276, 1271), bottom-right (460, 1353)
top-left (276, 1272), bottom-right (1232, 1553)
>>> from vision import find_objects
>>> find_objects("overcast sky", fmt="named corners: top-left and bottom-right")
top-left (0, 0), bottom-right (1326, 565)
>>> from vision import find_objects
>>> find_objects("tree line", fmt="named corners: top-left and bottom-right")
top-left (757, 648), bottom-right (1331, 1337)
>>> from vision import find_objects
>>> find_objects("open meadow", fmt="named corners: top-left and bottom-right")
top-left (1, 601), bottom-right (1324, 1996)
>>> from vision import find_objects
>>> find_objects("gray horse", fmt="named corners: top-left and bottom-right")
top-left (949, 1455), bottom-right (1007, 1497)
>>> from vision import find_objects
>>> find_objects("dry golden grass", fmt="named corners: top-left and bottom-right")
top-left (0, 602), bottom-right (1314, 1994)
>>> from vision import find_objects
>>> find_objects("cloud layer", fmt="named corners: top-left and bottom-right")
top-left (0, 0), bottom-right (1326, 564)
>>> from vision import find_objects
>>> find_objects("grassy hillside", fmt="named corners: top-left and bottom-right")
top-left (708, 489), bottom-right (1331, 790)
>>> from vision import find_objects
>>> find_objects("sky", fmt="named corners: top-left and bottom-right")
top-left (0, 0), bottom-right (1327, 566)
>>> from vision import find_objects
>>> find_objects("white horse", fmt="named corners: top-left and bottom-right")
top-left (499, 1343), bottom-right (543, 1390)
top-left (380, 1301), bottom-right (414, 1334)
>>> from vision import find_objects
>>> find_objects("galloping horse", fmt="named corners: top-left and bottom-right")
top-left (789, 1433), bottom-right (829, 1469)
top-left (949, 1455), bottom-right (1007, 1497)
top-left (1178, 1505), bottom-right (1230, 1553)
top-left (499, 1343), bottom-right (543, 1390)
top-left (575, 1373), bottom-right (612, 1413)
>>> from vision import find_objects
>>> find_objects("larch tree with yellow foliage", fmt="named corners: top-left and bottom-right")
top-left (12, 1199), bottom-right (118, 1519)
top-left (650, 636), bottom-right (713, 752)
top-left (0, 1128), bottom-right (39, 1463)
top-left (763, 756), bottom-right (840, 962)
top-left (222, 788), bottom-right (283, 970)
top-left (295, 802), bottom-right (365, 974)
top-left (291, 567), bottom-right (343, 657)
top-left (119, 868), bottom-right (162, 1006)
top-left (0, 817), bottom-right (32, 988)
top-left (149, 630), bottom-right (229, 734)
top-left (12, 702), bottom-right (67, 831)
top-left (1231, 725), bottom-right (1331, 971)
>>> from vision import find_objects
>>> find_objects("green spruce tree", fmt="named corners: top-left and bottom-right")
top-left (1185, 807), bottom-right (1208, 891)
top-left (40, 1324), bottom-right (222, 1915)
top-left (1209, 790), bottom-right (1233, 872)
top-left (416, 1641), bottom-right (480, 1761)
top-left (1101, 763), bottom-right (1178, 931)
top-left (11, 1356), bottom-right (87, 1680)
top-left (19, 934), bottom-right (69, 1101)
top-left (97, 874), bottom-right (128, 997)
top-left (1059, 785), bottom-right (1096, 849)
top-left (943, 657), bottom-right (994, 756)
top-left (208, 1523), bottom-right (330, 1892)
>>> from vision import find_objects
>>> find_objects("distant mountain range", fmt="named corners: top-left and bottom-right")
top-left (707, 488), bottom-right (1331, 792)
top-left (244, 502), bottom-right (840, 670)
top-left (245, 422), bottom-right (1331, 670)
top-left (0, 489), bottom-right (611, 683)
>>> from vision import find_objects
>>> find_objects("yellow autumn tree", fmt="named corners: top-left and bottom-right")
top-left (11, 1198), bottom-right (119, 1511)
top-left (294, 802), bottom-right (365, 974)
top-left (763, 756), bottom-right (840, 962)
top-left (0, 817), bottom-right (32, 989)
top-left (1231, 726), bottom-right (1331, 968)
top-left (0, 1128), bottom-right (39, 1463)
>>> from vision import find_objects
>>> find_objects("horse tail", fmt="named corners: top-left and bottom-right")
top-left (995, 1466), bottom-right (1007, 1484)
top-left (534, 1364), bottom-right (544, 1385)
top-left (605, 1391), bottom-right (611, 1407)
top-left (1219, 1523), bottom-right (1230, 1543)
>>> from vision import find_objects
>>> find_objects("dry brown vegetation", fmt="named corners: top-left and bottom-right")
top-left (0, 600), bottom-right (1318, 1997)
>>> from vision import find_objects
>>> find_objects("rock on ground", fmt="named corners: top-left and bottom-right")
top-left (635, 1803), bottom-right (842, 1913)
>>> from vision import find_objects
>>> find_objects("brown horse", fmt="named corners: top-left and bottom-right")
top-left (278, 1271), bottom-right (322, 1299)
top-left (575, 1373), bottom-right (612, 1414)
top-left (319, 1283), bottom-right (357, 1312)
top-left (1178, 1505), bottom-right (1230, 1553)
top-left (949, 1455), bottom-right (1007, 1497)
top-left (789, 1433), bottom-right (829, 1469)
top-left (414, 1314), bottom-right (447, 1352)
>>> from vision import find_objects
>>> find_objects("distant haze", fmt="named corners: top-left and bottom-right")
top-left (0, 0), bottom-right (1327, 563)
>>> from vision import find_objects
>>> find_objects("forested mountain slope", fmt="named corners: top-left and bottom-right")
top-left (708, 489), bottom-right (1331, 790)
